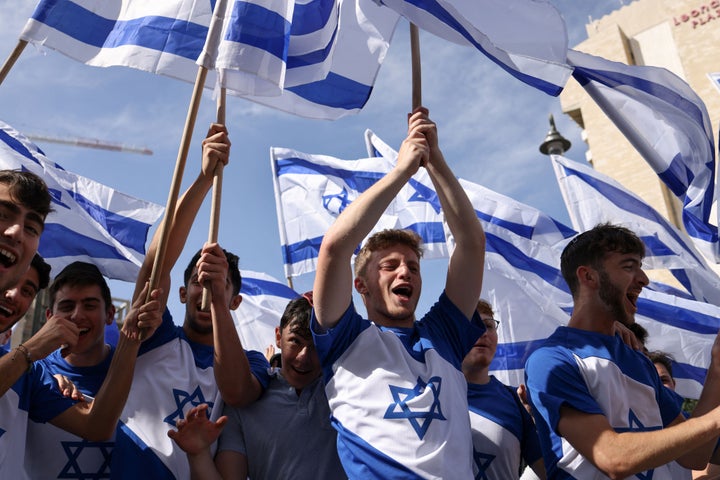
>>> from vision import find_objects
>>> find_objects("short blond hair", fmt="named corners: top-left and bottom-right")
top-left (354, 229), bottom-right (423, 278)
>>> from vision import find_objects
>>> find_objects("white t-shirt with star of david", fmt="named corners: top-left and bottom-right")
top-left (467, 376), bottom-right (542, 479)
top-left (110, 309), bottom-right (270, 479)
top-left (525, 326), bottom-right (684, 480)
top-left (312, 292), bottom-right (483, 480)
top-left (24, 347), bottom-right (116, 479)
top-left (0, 350), bottom-right (75, 479)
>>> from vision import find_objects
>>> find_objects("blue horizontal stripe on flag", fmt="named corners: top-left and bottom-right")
top-left (276, 157), bottom-right (383, 193)
top-left (290, 0), bottom-right (335, 36)
top-left (287, 72), bottom-right (373, 110)
top-left (70, 192), bottom-right (151, 254)
top-left (0, 129), bottom-right (41, 165)
top-left (637, 297), bottom-right (720, 335)
top-left (405, 222), bottom-right (445, 244)
top-left (491, 339), bottom-right (546, 371)
top-left (282, 235), bottom-right (324, 266)
top-left (673, 361), bottom-right (707, 384)
top-left (486, 232), bottom-right (569, 293)
top-left (39, 223), bottom-right (129, 261)
top-left (406, 0), bottom-right (561, 95)
top-left (287, 28), bottom-right (337, 69)
top-left (227, 1), bottom-right (290, 61)
top-left (241, 276), bottom-right (297, 299)
top-left (32, 0), bottom-right (206, 60)
top-left (560, 162), bottom-right (707, 266)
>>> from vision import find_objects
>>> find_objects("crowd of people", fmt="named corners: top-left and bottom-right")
top-left (2, 108), bottom-right (720, 479)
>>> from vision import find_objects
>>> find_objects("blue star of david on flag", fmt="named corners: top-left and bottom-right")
top-left (384, 376), bottom-right (446, 439)
top-left (615, 409), bottom-right (662, 480)
top-left (59, 440), bottom-right (113, 479)
top-left (322, 187), bottom-right (351, 215)
top-left (0, 427), bottom-right (5, 438)
top-left (473, 448), bottom-right (495, 480)
top-left (163, 386), bottom-right (213, 426)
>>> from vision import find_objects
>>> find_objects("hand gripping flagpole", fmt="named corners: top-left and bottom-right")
top-left (201, 86), bottom-right (226, 311)
top-left (410, 23), bottom-right (421, 110)
top-left (146, 0), bottom-right (228, 303)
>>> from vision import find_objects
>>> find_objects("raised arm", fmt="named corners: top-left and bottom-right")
top-left (49, 285), bottom-right (163, 441)
top-left (133, 124), bottom-right (231, 306)
top-left (420, 108), bottom-right (485, 319)
top-left (197, 242), bottom-right (262, 407)
top-left (312, 110), bottom-right (428, 330)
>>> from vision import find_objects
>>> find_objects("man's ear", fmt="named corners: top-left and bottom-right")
top-left (229, 294), bottom-right (242, 311)
top-left (354, 277), bottom-right (368, 295)
top-left (275, 326), bottom-right (282, 348)
top-left (179, 286), bottom-right (187, 304)
top-left (45, 307), bottom-right (53, 320)
top-left (577, 265), bottom-right (598, 288)
top-left (105, 304), bottom-right (117, 326)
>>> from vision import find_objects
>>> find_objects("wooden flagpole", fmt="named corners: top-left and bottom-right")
top-left (410, 24), bottom-right (422, 110)
top-left (0, 40), bottom-right (28, 86)
top-left (200, 87), bottom-right (226, 311)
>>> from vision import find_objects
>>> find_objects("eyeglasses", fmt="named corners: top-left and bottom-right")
top-left (472, 316), bottom-right (499, 331)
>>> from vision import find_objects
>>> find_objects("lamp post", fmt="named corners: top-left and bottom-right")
top-left (539, 114), bottom-right (571, 156)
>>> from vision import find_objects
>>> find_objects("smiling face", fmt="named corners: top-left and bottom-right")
top-left (49, 284), bottom-right (115, 362)
top-left (355, 244), bottom-right (422, 328)
top-left (180, 267), bottom-right (241, 342)
top-left (595, 251), bottom-right (648, 326)
top-left (0, 266), bottom-right (40, 333)
top-left (0, 187), bottom-right (45, 293)
top-left (277, 323), bottom-right (321, 391)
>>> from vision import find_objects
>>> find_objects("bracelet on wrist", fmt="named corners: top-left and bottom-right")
top-left (12, 344), bottom-right (33, 373)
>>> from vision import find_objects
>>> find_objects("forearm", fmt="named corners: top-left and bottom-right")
top-left (134, 174), bottom-right (212, 302)
top-left (212, 306), bottom-right (260, 407)
top-left (84, 332), bottom-right (142, 440)
top-left (188, 450), bottom-right (224, 480)
top-left (0, 347), bottom-right (34, 396)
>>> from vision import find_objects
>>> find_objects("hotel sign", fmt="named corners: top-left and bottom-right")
top-left (673, 1), bottom-right (720, 28)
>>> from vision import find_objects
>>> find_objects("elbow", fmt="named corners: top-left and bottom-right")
top-left (594, 454), bottom-right (635, 480)
top-left (220, 386), bottom-right (259, 409)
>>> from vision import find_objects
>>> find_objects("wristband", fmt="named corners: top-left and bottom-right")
top-left (13, 344), bottom-right (32, 373)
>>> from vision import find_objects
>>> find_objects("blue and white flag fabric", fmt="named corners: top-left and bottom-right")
top-left (0, 120), bottom-right (164, 281)
top-left (271, 143), bottom-right (448, 279)
top-left (20, 0), bottom-right (399, 120)
top-left (552, 153), bottom-right (720, 306)
top-left (233, 269), bottom-right (298, 354)
top-left (363, 130), bottom-right (713, 399)
top-left (375, 0), bottom-right (572, 95)
top-left (567, 49), bottom-right (719, 263)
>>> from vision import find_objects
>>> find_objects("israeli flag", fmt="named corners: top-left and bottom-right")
top-left (271, 143), bottom-right (449, 279)
top-left (233, 269), bottom-right (298, 353)
top-left (568, 49), bottom-right (719, 263)
top-left (0, 120), bottom-right (163, 281)
top-left (375, 0), bottom-right (572, 95)
top-left (20, 0), bottom-right (399, 120)
top-left (552, 153), bottom-right (720, 306)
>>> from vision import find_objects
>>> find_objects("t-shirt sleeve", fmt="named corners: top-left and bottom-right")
top-left (311, 301), bottom-right (370, 376)
top-left (525, 346), bottom-right (603, 434)
top-left (217, 404), bottom-right (247, 455)
top-left (246, 350), bottom-right (271, 390)
top-left (28, 361), bottom-right (76, 423)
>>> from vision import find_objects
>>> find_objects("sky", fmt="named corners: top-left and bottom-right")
top-left (0, 0), bottom-right (633, 321)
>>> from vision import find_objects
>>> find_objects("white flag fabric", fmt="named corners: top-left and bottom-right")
top-left (272, 129), bottom-right (714, 398)
top-left (552, 153), bottom-right (720, 306)
top-left (567, 49), bottom-right (719, 263)
top-left (0, 120), bottom-right (164, 281)
top-left (271, 142), bottom-right (448, 278)
top-left (376, 0), bottom-right (572, 95)
top-left (233, 269), bottom-right (299, 353)
top-left (20, 0), bottom-right (399, 120)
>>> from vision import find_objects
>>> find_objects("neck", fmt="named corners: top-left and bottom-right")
top-left (183, 326), bottom-right (213, 346)
top-left (463, 365), bottom-right (491, 385)
top-left (66, 343), bottom-right (110, 367)
top-left (567, 302), bottom-right (616, 336)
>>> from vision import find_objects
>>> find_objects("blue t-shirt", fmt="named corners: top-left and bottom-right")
top-left (312, 292), bottom-right (484, 479)
top-left (525, 326), bottom-right (684, 480)
top-left (467, 376), bottom-right (542, 479)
